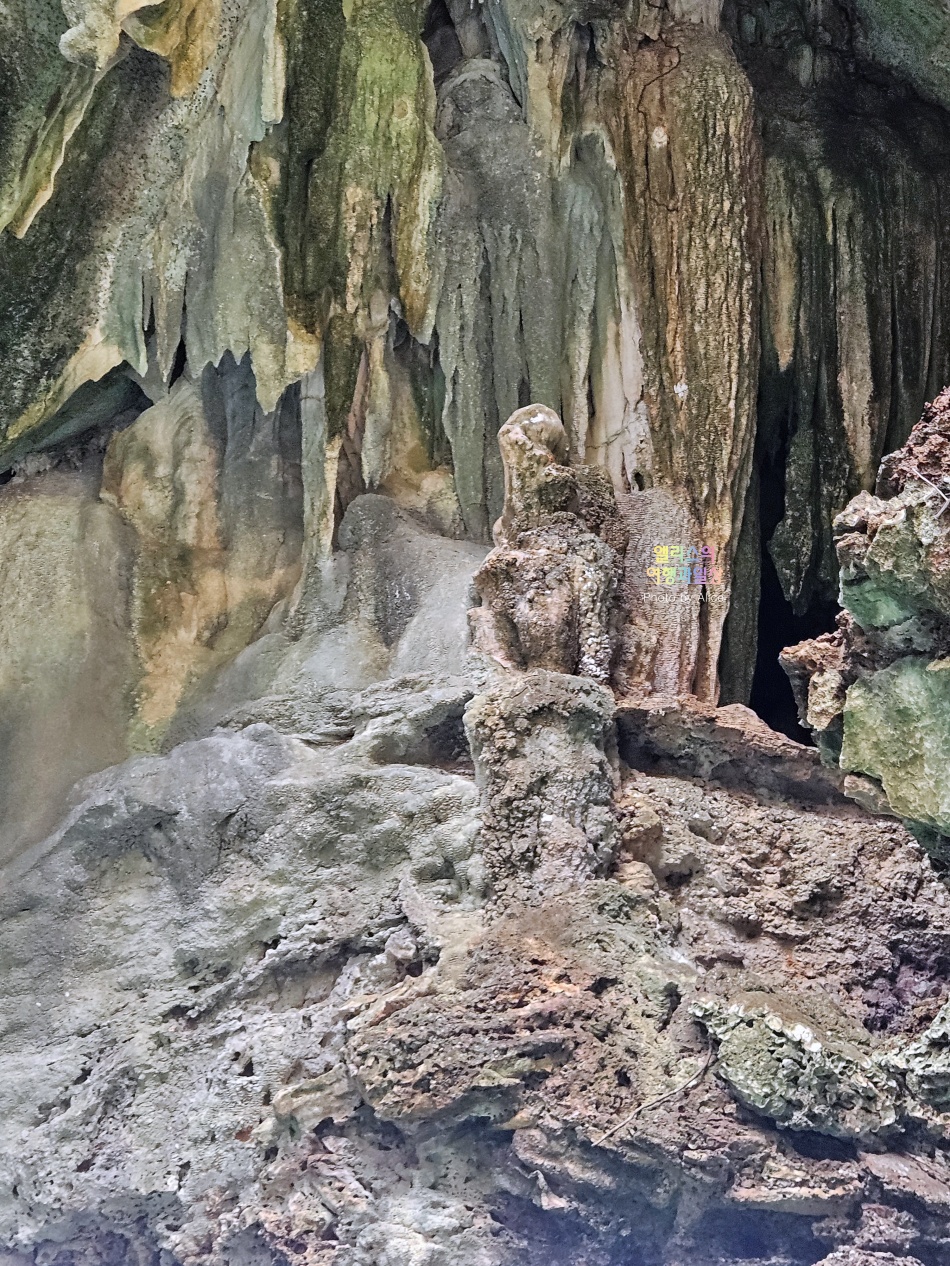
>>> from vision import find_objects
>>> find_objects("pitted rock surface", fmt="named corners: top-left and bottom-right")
top-left (4, 665), bottom-right (950, 1265)
top-left (783, 388), bottom-right (950, 844)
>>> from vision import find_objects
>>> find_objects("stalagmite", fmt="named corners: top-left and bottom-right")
top-left (469, 404), bottom-right (622, 681)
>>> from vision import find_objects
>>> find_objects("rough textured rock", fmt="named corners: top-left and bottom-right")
top-left (469, 406), bottom-right (622, 683)
top-left (6, 0), bottom-right (950, 1260)
top-left (612, 488), bottom-right (723, 699)
top-left (614, 693), bottom-right (848, 805)
top-left (7, 644), bottom-right (950, 1263)
top-left (2, 429), bottom-right (950, 1263)
top-left (464, 668), bottom-right (618, 903)
top-left (783, 387), bottom-right (950, 844)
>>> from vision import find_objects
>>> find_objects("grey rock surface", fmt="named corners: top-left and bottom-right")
top-left (5, 650), bottom-right (950, 1264)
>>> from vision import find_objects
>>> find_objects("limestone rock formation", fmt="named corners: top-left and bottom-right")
top-left (5, 0), bottom-right (950, 1261)
top-left (783, 387), bottom-right (950, 846)
top-left (465, 668), bottom-right (618, 902)
top-left (469, 405), bottom-right (622, 683)
top-left (7, 628), bottom-right (950, 1263)
top-left (1, 434), bottom-right (950, 1263)
top-left (7, 0), bottom-right (950, 724)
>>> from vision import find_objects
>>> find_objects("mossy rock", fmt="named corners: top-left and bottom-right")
top-left (841, 656), bottom-right (950, 836)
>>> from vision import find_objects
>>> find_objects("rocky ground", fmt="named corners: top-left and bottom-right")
top-left (3, 640), bottom-right (950, 1265)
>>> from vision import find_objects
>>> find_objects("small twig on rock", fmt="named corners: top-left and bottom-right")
top-left (593, 1043), bottom-right (716, 1146)
top-left (910, 465), bottom-right (950, 518)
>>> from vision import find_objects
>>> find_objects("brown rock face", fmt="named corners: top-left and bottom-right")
top-left (600, 22), bottom-right (762, 700)
top-left (876, 387), bottom-right (950, 506)
top-left (470, 403), bottom-right (739, 702)
top-left (611, 487), bottom-right (713, 699)
top-left (464, 669), bottom-right (619, 903)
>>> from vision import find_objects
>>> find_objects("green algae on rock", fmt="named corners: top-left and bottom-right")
top-left (4, 0), bottom-right (950, 721)
top-left (692, 995), bottom-right (903, 1140)
top-left (841, 659), bottom-right (950, 837)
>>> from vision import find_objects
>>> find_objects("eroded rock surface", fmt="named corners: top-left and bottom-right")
top-left (469, 406), bottom-right (622, 683)
top-left (5, 0), bottom-right (950, 1260)
top-left (1, 473), bottom-right (948, 1262)
top-left (465, 668), bottom-right (618, 903)
top-left (783, 387), bottom-right (950, 845)
top-left (5, 644), bottom-right (950, 1264)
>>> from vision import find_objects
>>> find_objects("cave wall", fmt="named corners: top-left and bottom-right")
top-left (729, 0), bottom-right (950, 621)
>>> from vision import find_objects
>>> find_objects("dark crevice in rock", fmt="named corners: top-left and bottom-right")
top-left (168, 335), bottom-right (187, 387)
top-left (417, 708), bottom-right (473, 772)
top-left (485, 1191), bottom-right (658, 1266)
top-left (422, 0), bottom-right (463, 83)
top-left (738, 333), bottom-right (843, 736)
top-left (0, 365), bottom-right (151, 476)
top-left (782, 1128), bottom-right (859, 1163)
top-left (749, 545), bottom-right (837, 744)
top-left (717, 0), bottom-right (950, 716)
top-left (332, 380), bottom-right (367, 546)
top-left (701, 1207), bottom-right (826, 1265)
top-left (392, 317), bottom-right (452, 470)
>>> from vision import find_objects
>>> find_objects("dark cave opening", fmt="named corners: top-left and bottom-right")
top-left (699, 1207), bottom-right (825, 1266)
top-left (748, 547), bottom-right (837, 744)
top-left (747, 442), bottom-right (839, 745)
top-left (0, 367), bottom-right (152, 479)
top-left (422, 0), bottom-right (462, 82)
top-left (780, 1128), bottom-right (858, 1163)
